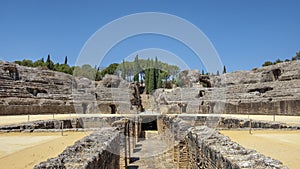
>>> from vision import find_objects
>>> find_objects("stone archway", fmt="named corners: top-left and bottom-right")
top-left (109, 104), bottom-right (116, 114)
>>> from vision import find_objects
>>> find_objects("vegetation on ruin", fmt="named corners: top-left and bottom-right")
top-left (13, 54), bottom-right (180, 89)
top-left (262, 51), bottom-right (300, 67)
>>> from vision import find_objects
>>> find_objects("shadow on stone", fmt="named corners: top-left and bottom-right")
top-left (135, 143), bottom-right (142, 148)
top-left (133, 148), bottom-right (141, 153)
top-left (126, 165), bottom-right (139, 169)
top-left (129, 157), bottom-right (140, 163)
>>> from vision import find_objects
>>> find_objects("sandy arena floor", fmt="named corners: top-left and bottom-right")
top-left (0, 114), bottom-right (124, 126)
top-left (220, 130), bottom-right (300, 169)
top-left (0, 131), bottom-right (91, 169)
top-left (221, 114), bottom-right (300, 126)
top-left (1, 114), bottom-right (300, 126)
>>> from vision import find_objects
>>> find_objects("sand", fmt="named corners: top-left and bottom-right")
top-left (0, 114), bottom-right (78, 126)
top-left (0, 114), bottom-right (125, 126)
top-left (220, 130), bottom-right (300, 169)
top-left (0, 131), bottom-right (91, 169)
top-left (221, 114), bottom-right (300, 126)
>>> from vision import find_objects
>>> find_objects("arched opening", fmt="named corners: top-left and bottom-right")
top-left (109, 104), bottom-right (116, 114)
top-left (82, 103), bottom-right (88, 114)
top-left (182, 104), bottom-right (187, 113)
top-left (272, 68), bottom-right (281, 80)
top-left (26, 88), bottom-right (47, 96)
top-left (141, 116), bottom-right (158, 131)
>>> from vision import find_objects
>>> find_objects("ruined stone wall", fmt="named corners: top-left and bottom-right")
top-left (185, 126), bottom-right (287, 169)
top-left (160, 115), bottom-right (295, 169)
top-left (153, 60), bottom-right (300, 116)
top-left (0, 119), bottom-right (80, 132)
top-left (0, 61), bottom-right (142, 115)
top-left (34, 127), bottom-right (120, 169)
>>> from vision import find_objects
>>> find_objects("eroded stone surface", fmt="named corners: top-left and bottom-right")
top-left (154, 61), bottom-right (300, 115)
top-left (186, 126), bottom-right (288, 169)
top-left (0, 61), bottom-right (143, 115)
top-left (33, 127), bottom-right (120, 169)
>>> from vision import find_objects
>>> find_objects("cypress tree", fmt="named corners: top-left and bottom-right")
top-left (154, 57), bottom-right (160, 89)
top-left (64, 56), bottom-right (68, 65)
top-left (46, 54), bottom-right (54, 70)
top-left (133, 55), bottom-right (140, 82)
top-left (222, 65), bottom-right (227, 74)
top-left (157, 73), bottom-right (163, 88)
top-left (147, 59), bottom-right (156, 93)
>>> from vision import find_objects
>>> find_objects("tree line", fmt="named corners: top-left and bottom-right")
top-left (14, 54), bottom-right (117, 80)
top-left (15, 54), bottom-right (74, 75)
top-left (121, 55), bottom-right (180, 93)
top-left (262, 51), bottom-right (300, 67)
top-left (14, 54), bottom-right (180, 91)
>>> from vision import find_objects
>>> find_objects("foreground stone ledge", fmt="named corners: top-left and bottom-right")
top-left (34, 127), bottom-right (120, 169)
top-left (186, 126), bottom-right (288, 169)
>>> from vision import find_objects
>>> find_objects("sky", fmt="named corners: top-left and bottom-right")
top-left (1, 0), bottom-right (300, 73)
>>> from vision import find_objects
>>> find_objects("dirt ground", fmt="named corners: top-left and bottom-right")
top-left (0, 131), bottom-right (91, 169)
top-left (0, 114), bottom-right (78, 126)
top-left (0, 114), bottom-right (124, 126)
top-left (221, 114), bottom-right (300, 126)
top-left (1, 114), bottom-right (299, 126)
top-left (220, 130), bottom-right (300, 169)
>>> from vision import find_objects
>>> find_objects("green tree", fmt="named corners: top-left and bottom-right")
top-left (292, 51), bottom-right (300, 61)
top-left (262, 61), bottom-right (273, 67)
top-left (54, 63), bottom-right (73, 75)
top-left (46, 54), bottom-right (54, 70)
top-left (95, 67), bottom-right (101, 81)
top-left (274, 59), bottom-right (283, 64)
top-left (175, 73), bottom-right (184, 87)
top-left (64, 56), bottom-right (68, 65)
top-left (33, 59), bottom-right (45, 67)
top-left (133, 55), bottom-right (140, 82)
top-left (160, 70), bottom-right (170, 88)
top-left (202, 69), bottom-right (205, 75)
top-left (216, 70), bottom-right (220, 76)
top-left (222, 65), bottom-right (227, 74)
top-left (15, 59), bottom-right (33, 67)
top-left (100, 63), bottom-right (119, 78)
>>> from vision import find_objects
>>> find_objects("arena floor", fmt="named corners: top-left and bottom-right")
top-left (0, 131), bottom-right (91, 169)
top-left (221, 129), bottom-right (300, 169)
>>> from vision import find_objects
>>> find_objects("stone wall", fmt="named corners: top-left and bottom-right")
top-left (160, 115), bottom-right (296, 169)
top-left (162, 115), bottom-right (300, 131)
top-left (34, 127), bottom-right (120, 169)
top-left (153, 60), bottom-right (300, 116)
top-left (0, 119), bottom-right (79, 132)
top-left (185, 126), bottom-right (288, 169)
top-left (0, 61), bottom-right (143, 115)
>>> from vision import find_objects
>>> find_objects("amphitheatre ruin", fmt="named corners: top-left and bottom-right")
top-left (0, 59), bottom-right (300, 169)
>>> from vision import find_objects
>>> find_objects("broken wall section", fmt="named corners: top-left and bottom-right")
top-left (34, 127), bottom-right (120, 169)
top-left (185, 126), bottom-right (288, 169)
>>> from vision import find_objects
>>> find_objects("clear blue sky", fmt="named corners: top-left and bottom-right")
top-left (1, 0), bottom-right (300, 72)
